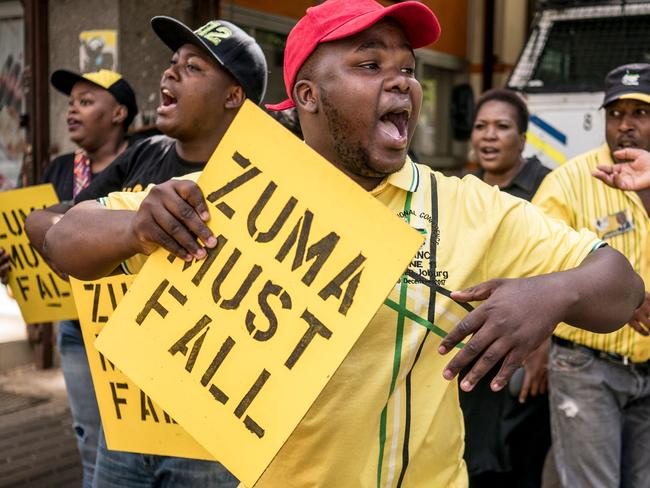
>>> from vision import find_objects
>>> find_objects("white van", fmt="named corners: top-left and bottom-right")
top-left (507, 0), bottom-right (650, 168)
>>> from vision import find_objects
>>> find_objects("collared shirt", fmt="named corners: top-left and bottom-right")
top-left (103, 160), bottom-right (599, 487)
top-left (533, 143), bottom-right (650, 362)
top-left (476, 156), bottom-right (551, 202)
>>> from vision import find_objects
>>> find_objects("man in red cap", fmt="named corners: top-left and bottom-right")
top-left (44, 1), bottom-right (643, 486)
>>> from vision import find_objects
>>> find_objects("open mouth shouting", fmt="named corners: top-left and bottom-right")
top-left (479, 145), bottom-right (500, 161)
top-left (378, 104), bottom-right (410, 149)
top-left (67, 116), bottom-right (82, 133)
top-left (157, 86), bottom-right (178, 116)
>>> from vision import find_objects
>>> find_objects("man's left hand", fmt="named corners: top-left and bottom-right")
top-left (438, 276), bottom-right (563, 393)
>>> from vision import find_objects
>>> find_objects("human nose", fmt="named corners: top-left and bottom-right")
top-left (163, 62), bottom-right (180, 81)
top-left (619, 113), bottom-right (636, 132)
top-left (483, 125), bottom-right (497, 139)
top-left (67, 101), bottom-right (78, 116)
top-left (386, 69), bottom-right (410, 94)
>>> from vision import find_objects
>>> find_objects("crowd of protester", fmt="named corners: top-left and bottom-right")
top-left (1, 1), bottom-right (649, 487)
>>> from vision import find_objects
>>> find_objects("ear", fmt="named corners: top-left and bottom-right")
top-left (112, 105), bottom-right (128, 126)
top-left (294, 80), bottom-right (319, 114)
top-left (518, 132), bottom-right (527, 152)
top-left (224, 84), bottom-right (245, 109)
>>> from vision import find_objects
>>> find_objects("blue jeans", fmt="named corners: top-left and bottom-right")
top-left (93, 427), bottom-right (239, 487)
top-left (549, 342), bottom-right (650, 488)
top-left (58, 320), bottom-right (102, 488)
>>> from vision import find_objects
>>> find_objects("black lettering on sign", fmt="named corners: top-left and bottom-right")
top-left (2, 210), bottom-right (23, 237)
top-left (107, 283), bottom-right (119, 311)
top-left (168, 314), bottom-right (212, 373)
top-left (247, 182), bottom-right (297, 243)
top-left (211, 246), bottom-right (262, 310)
top-left (168, 285), bottom-right (187, 305)
top-left (95, 331), bottom-right (114, 371)
top-left (285, 309), bottom-right (333, 370)
top-left (234, 369), bottom-right (270, 439)
top-left (140, 391), bottom-right (160, 423)
top-left (110, 382), bottom-right (129, 419)
top-left (136, 279), bottom-right (173, 325)
top-left (36, 272), bottom-right (67, 300)
top-left (52, 273), bottom-right (69, 297)
top-left (37, 273), bottom-right (53, 300)
top-left (7, 243), bottom-right (40, 271)
top-left (167, 252), bottom-right (193, 271)
top-left (246, 281), bottom-right (292, 341)
top-left (0, 207), bottom-right (42, 240)
top-left (84, 282), bottom-right (123, 324)
top-left (206, 154), bottom-right (262, 219)
top-left (318, 253), bottom-right (366, 316)
top-left (232, 151), bottom-right (252, 168)
top-left (15, 275), bottom-right (29, 301)
top-left (98, 348), bottom-right (116, 373)
top-left (136, 279), bottom-right (169, 324)
top-left (275, 211), bottom-right (340, 286)
top-left (201, 336), bottom-right (236, 405)
top-left (191, 235), bottom-right (227, 287)
top-left (163, 411), bottom-right (177, 424)
top-left (89, 284), bottom-right (101, 323)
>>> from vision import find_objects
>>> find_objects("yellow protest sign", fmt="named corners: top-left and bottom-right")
top-left (0, 184), bottom-right (77, 322)
top-left (70, 275), bottom-right (212, 459)
top-left (95, 101), bottom-right (424, 486)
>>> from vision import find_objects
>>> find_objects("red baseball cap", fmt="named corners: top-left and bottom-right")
top-left (266, 0), bottom-right (441, 111)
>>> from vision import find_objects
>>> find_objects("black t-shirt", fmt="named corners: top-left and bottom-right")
top-left (474, 156), bottom-right (551, 202)
top-left (74, 135), bottom-right (206, 202)
top-left (42, 152), bottom-right (105, 202)
top-left (42, 135), bottom-right (145, 202)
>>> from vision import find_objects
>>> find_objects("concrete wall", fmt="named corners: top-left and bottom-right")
top-left (47, 0), bottom-right (192, 157)
top-left (48, 0), bottom-right (119, 156)
top-left (118, 0), bottom-right (192, 129)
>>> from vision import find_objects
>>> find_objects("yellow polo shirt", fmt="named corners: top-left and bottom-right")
top-left (103, 160), bottom-right (599, 487)
top-left (533, 144), bottom-right (650, 362)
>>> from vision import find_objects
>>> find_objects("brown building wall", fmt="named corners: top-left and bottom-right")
top-left (229, 0), bottom-right (313, 19)
top-left (229, 0), bottom-right (468, 60)
top-left (424, 0), bottom-right (468, 59)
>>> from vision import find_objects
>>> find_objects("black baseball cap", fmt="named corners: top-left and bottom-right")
top-left (602, 63), bottom-right (650, 108)
top-left (51, 69), bottom-right (139, 128)
top-left (151, 16), bottom-right (268, 105)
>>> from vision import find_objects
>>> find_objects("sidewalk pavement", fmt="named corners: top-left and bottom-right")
top-left (0, 365), bottom-right (81, 487)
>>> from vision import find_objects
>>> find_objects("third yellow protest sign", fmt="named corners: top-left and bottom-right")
top-left (70, 275), bottom-right (212, 459)
top-left (95, 101), bottom-right (423, 486)
top-left (0, 184), bottom-right (77, 322)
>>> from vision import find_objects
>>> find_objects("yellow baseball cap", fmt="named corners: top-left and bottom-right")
top-left (51, 69), bottom-right (138, 127)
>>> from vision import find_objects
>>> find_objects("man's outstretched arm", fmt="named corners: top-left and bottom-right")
top-left (439, 245), bottom-right (643, 392)
top-left (44, 180), bottom-right (216, 281)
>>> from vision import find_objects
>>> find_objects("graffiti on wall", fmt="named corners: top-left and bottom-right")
top-left (79, 30), bottom-right (117, 73)
top-left (0, 14), bottom-right (25, 190)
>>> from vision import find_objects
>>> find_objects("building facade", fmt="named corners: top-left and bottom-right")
top-left (0, 0), bottom-right (531, 186)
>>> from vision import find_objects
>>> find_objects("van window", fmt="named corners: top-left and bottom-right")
top-left (528, 15), bottom-right (650, 92)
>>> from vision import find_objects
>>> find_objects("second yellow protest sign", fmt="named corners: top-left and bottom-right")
top-left (70, 275), bottom-right (212, 459)
top-left (0, 184), bottom-right (77, 322)
top-left (95, 101), bottom-right (424, 486)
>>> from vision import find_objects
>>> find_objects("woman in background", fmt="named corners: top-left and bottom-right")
top-left (461, 88), bottom-right (552, 488)
top-left (38, 68), bottom-right (137, 488)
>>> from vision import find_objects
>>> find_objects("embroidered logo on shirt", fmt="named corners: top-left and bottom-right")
top-left (594, 208), bottom-right (634, 240)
